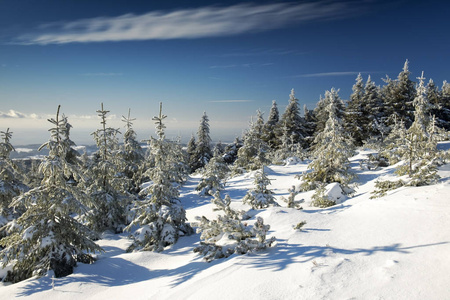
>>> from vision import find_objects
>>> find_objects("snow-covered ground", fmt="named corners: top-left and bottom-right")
top-left (1, 148), bottom-right (450, 299)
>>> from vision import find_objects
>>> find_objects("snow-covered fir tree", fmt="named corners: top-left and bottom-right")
top-left (300, 89), bottom-right (355, 202)
top-left (243, 165), bottom-right (278, 209)
top-left (344, 73), bottom-right (366, 146)
top-left (397, 72), bottom-right (440, 185)
top-left (0, 129), bottom-right (27, 230)
top-left (313, 88), bottom-right (346, 138)
top-left (277, 89), bottom-right (307, 147)
top-left (223, 136), bottom-right (243, 164)
top-left (125, 103), bottom-right (192, 252)
top-left (431, 80), bottom-right (450, 131)
top-left (384, 59), bottom-right (416, 128)
top-left (262, 100), bottom-right (280, 149)
top-left (196, 147), bottom-right (230, 196)
top-left (303, 104), bottom-right (317, 147)
top-left (0, 106), bottom-right (102, 282)
top-left (193, 191), bottom-right (275, 262)
top-left (362, 76), bottom-right (387, 144)
top-left (118, 109), bottom-right (145, 193)
top-left (373, 72), bottom-right (442, 197)
top-left (84, 103), bottom-right (129, 233)
top-left (233, 111), bottom-right (271, 173)
top-left (191, 112), bottom-right (213, 172)
top-left (280, 185), bottom-right (304, 209)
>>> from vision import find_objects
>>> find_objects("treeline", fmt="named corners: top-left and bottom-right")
top-left (0, 60), bottom-right (449, 283)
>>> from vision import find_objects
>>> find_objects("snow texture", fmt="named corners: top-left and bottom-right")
top-left (1, 144), bottom-right (450, 299)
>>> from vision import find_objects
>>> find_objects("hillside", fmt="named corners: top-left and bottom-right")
top-left (1, 147), bottom-right (450, 300)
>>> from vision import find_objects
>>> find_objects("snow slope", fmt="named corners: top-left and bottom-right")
top-left (1, 149), bottom-right (450, 299)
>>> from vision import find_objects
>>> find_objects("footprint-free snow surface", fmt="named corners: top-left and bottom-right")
top-left (2, 148), bottom-right (450, 299)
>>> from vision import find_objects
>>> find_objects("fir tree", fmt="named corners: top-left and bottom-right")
top-left (192, 112), bottom-right (213, 172)
top-left (277, 89), bottom-right (307, 147)
top-left (313, 88), bottom-right (346, 138)
top-left (262, 100), bottom-right (280, 149)
top-left (0, 106), bottom-right (102, 282)
top-left (0, 129), bottom-right (27, 229)
top-left (243, 165), bottom-right (278, 209)
top-left (384, 59), bottom-right (416, 128)
top-left (125, 103), bottom-right (192, 252)
top-left (344, 73), bottom-right (366, 146)
top-left (280, 185), bottom-right (304, 209)
top-left (223, 136), bottom-right (243, 164)
top-left (118, 109), bottom-right (145, 192)
top-left (84, 103), bottom-right (128, 233)
top-left (196, 147), bottom-right (230, 196)
top-left (233, 112), bottom-right (271, 173)
top-left (363, 76), bottom-right (386, 143)
top-left (303, 104), bottom-right (317, 147)
top-left (300, 90), bottom-right (355, 199)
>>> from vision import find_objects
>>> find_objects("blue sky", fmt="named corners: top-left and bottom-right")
top-left (0, 0), bottom-right (449, 145)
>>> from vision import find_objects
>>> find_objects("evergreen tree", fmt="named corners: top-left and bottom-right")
top-left (300, 90), bottom-right (355, 199)
top-left (384, 60), bottom-right (416, 128)
top-left (196, 147), bottom-right (230, 196)
top-left (280, 185), bottom-right (304, 209)
top-left (118, 109), bottom-right (145, 193)
top-left (303, 104), bottom-right (317, 147)
top-left (397, 72), bottom-right (439, 185)
top-left (243, 165), bottom-right (278, 209)
top-left (84, 103), bottom-right (128, 233)
top-left (344, 73), bottom-right (366, 146)
top-left (262, 100), bottom-right (280, 149)
top-left (192, 112), bottom-right (213, 171)
top-left (0, 106), bottom-right (102, 282)
top-left (373, 73), bottom-right (442, 197)
top-left (186, 134), bottom-right (197, 172)
top-left (233, 111), bottom-right (270, 173)
top-left (277, 89), bottom-right (307, 147)
top-left (313, 88), bottom-right (346, 138)
top-left (125, 103), bottom-right (192, 252)
top-left (363, 76), bottom-right (386, 142)
top-left (223, 136), bottom-right (243, 164)
top-left (432, 80), bottom-right (450, 130)
top-left (0, 129), bottom-right (27, 229)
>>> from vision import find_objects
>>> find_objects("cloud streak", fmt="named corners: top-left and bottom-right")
top-left (0, 110), bottom-right (31, 119)
top-left (16, 1), bottom-right (365, 45)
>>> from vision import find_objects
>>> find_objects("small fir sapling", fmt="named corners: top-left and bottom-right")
top-left (280, 185), bottom-right (304, 209)
top-left (243, 165), bottom-right (279, 209)
top-left (193, 192), bottom-right (275, 262)
top-left (310, 183), bottom-right (336, 208)
top-left (294, 221), bottom-right (307, 231)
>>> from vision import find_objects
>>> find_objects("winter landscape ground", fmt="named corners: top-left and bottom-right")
top-left (1, 142), bottom-right (449, 300)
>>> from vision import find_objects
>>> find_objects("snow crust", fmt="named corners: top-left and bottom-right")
top-left (1, 150), bottom-right (450, 299)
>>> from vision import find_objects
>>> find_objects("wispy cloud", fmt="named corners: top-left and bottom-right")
top-left (82, 72), bottom-right (123, 76)
top-left (215, 49), bottom-right (304, 58)
top-left (0, 110), bottom-right (36, 119)
top-left (297, 71), bottom-right (371, 78)
top-left (209, 100), bottom-right (255, 103)
top-left (16, 1), bottom-right (366, 45)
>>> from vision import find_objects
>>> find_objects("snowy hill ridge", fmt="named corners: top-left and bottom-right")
top-left (1, 149), bottom-right (450, 300)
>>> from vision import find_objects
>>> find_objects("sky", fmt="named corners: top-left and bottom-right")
top-left (0, 0), bottom-right (449, 145)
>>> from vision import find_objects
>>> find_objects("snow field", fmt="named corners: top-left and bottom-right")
top-left (1, 151), bottom-right (450, 299)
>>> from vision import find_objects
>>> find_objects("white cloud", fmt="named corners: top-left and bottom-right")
top-left (298, 71), bottom-right (370, 78)
top-left (16, 1), bottom-right (365, 45)
top-left (0, 109), bottom-right (28, 118)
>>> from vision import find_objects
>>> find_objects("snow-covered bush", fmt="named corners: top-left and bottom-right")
top-left (193, 192), bottom-right (275, 262)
